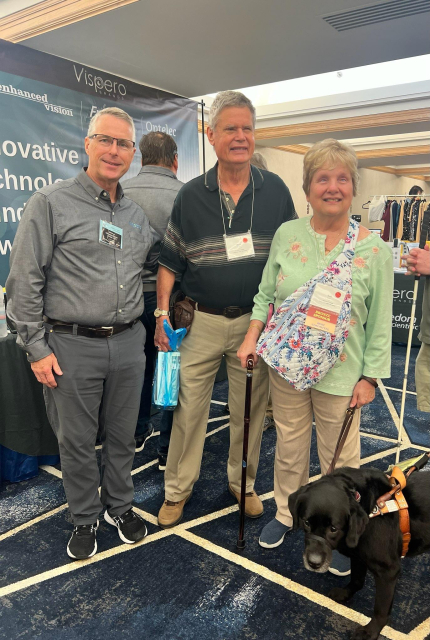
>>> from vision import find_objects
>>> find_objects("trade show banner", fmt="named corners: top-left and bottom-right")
top-left (392, 272), bottom-right (425, 345)
top-left (0, 39), bottom-right (199, 286)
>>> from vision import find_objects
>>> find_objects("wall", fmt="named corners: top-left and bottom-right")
top-left (255, 146), bottom-right (428, 226)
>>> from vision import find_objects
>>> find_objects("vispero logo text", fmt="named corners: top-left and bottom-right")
top-left (73, 65), bottom-right (126, 97)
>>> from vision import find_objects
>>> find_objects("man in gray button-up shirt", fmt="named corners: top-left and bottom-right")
top-left (6, 107), bottom-right (157, 560)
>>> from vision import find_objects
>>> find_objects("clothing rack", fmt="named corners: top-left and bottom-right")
top-left (369, 194), bottom-right (430, 198)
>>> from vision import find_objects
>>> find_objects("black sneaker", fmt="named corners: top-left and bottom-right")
top-left (135, 423), bottom-right (155, 452)
top-left (67, 521), bottom-right (98, 560)
top-left (158, 453), bottom-right (167, 471)
top-left (104, 508), bottom-right (148, 544)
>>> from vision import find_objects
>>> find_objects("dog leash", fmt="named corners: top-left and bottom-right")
top-left (327, 406), bottom-right (356, 475)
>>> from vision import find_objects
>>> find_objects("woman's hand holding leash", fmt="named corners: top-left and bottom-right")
top-left (350, 378), bottom-right (376, 408)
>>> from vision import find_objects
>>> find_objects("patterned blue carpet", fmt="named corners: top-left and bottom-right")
top-left (1, 345), bottom-right (429, 640)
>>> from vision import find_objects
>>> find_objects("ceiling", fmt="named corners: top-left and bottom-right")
top-left (0, 0), bottom-right (429, 180)
top-left (1, 0), bottom-right (429, 98)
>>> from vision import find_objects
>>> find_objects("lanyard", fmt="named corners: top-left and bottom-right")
top-left (218, 169), bottom-right (255, 234)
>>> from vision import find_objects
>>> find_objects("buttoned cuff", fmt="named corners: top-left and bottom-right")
top-left (25, 337), bottom-right (53, 363)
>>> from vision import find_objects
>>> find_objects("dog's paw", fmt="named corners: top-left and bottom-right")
top-left (328, 587), bottom-right (351, 603)
top-left (351, 626), bottom-right (379, 640)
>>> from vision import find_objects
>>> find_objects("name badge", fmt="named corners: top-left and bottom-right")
top-left (224, 232), bottom-right (255, 261)
top-left (99, 220), bottom-right (123, 250)
top-left (305, 283), bottom-right (346, 334)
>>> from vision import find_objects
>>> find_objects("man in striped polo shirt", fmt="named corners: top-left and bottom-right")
top-left (155, 90), bottom-right (296, 528)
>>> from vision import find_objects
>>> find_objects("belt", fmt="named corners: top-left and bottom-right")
top-left (186, 300), bottom-right (252, 319)
top-left (46, 318), bottom-right (138, 338)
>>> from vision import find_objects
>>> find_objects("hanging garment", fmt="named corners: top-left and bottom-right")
top-left (392, 200), bottom-right (401, 238)
top-left (368, 195), bottom-right (387, 222)
top-left (381, 200), bottom-right (392, 242)
top-left (389, 201), bottom-right (394, 242)
top-left (409, 200), bottom-right (421, 241)
top-left (396, 201), bottom-right (405, 239)
top-left (401, 200), bottom-right (413, 241)
top-left (415, 201), bottom-right (426, 242)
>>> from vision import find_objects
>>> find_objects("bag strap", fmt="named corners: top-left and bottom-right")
top-left (324, 217), bottom-right (360, 274)
top-left (327, 406), bottom-right (356, 475)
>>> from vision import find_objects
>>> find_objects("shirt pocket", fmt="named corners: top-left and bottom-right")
top-left (129, 229), bottom-right (150, 267)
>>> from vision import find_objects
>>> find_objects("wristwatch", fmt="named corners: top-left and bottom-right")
top-left (154, 308), bottom-right (170, 318)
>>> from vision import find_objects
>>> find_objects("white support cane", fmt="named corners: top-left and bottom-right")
top-left (396, 208), bottom-right (430, 464)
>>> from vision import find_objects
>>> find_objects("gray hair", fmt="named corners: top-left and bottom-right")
top-left (208, 90), bottom-right (256, 130)
top-left (303, 138), bottom-right (360, 197)
top-left (251, 152), bottom-right (268, 171)
top-left (87, 107), bottom-right (135, 141)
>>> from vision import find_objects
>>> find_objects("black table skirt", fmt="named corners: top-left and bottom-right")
top-left (0, 335), bottom-right (58, 456)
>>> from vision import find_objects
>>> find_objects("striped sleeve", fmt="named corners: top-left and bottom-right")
top-left (158, 201), bottom-right (187, 275)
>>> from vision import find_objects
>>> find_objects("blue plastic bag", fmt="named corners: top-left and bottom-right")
top-left (152, 320), bottom-right (186, 410)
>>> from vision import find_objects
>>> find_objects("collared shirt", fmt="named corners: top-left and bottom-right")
top-left (251, 217), bottom-right (393, 395)
top-left (6, 169), bottom-right (156, 362)
top-left (122, 165), bottom-right (183, 289)
top-left (159, 163), bottom-right (296, 309)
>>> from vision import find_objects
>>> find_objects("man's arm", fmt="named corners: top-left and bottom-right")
top-left (154, 195), bottom-right (188, 350)
top-left (6, 192), bottom-right (63, 387)
top-left (154, 265), bottom-right (176, 351)
top-left (143, 222), bottom-right (162, 273)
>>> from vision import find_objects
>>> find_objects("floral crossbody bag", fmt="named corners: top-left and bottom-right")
top-left (256, 218), bottom-right (359, 391)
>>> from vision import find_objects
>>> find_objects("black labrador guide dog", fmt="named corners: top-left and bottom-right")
top-left (289, 466), bottom-right (430, 640)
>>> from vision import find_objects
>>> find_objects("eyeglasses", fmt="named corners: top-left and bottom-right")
top-left (89, 134), bottom-right (135, 151)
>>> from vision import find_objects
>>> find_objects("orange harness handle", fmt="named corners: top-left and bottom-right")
top-left (370, 466), bottom-right (411, 557)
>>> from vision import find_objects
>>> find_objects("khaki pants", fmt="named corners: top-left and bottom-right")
top-left (416, 342), bottom-right (430, 412)
top-left (269, 368), bottom-right (361, 527)
top-left (164, 310), bottom-right (269, 501)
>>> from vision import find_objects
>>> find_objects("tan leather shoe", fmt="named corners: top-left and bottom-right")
top-left (228, 484), bottom-right (264, 518)
top-left (157, 493), bottom-right (191, 529)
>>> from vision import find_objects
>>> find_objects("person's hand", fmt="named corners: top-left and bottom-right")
top-left (31, 353), bottom-right (63, 388)
top-left (237, 335), bottom-right (259, 368)
top-left (350, 379), bottom-right (376, 408)
top-left (154, 316), bottom-right (172, 352)
top-left (402, 245), bottom-right (430, 276)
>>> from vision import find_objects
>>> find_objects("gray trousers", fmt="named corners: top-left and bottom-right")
top-left (44, 321), bottom-right (146, 525)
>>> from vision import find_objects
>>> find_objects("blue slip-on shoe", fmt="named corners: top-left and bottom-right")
top-left (259, 518), bottom-right (290, 549)
top-left (329, 550), bottom-right (351, 576)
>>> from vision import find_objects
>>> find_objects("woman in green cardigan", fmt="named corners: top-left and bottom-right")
top-left (237, 139), bottom-right (393, 574)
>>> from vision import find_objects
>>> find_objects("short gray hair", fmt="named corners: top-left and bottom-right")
top-left (303, 138), bottom-right (359, 197)
top-left (208, 90), bottom-right (256, 130)
top-left (87, 107), bottom-right (135, 141)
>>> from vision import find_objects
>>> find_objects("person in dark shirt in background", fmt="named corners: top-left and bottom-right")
top-left (123, 132), bottom-right (183, 470)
